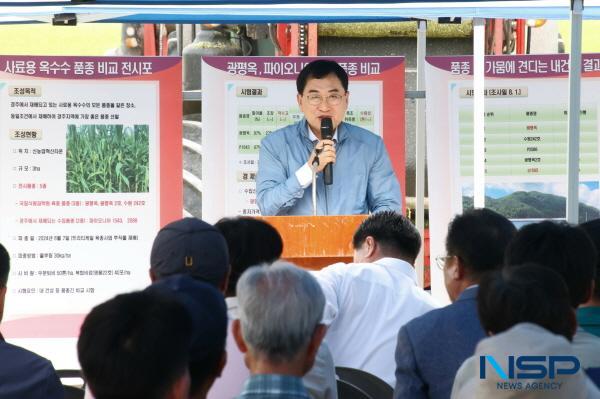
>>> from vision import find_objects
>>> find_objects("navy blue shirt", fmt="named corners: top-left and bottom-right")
top-left (0, 335), bottom-right (63, 398)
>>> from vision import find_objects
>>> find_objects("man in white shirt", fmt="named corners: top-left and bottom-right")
top-left (313, 211), bottom-right (438, 387)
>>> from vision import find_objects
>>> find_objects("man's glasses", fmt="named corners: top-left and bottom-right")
top-left (305, 93), bottom-right (345, 106)
top-left (435, 255), bottom-right (453, 270)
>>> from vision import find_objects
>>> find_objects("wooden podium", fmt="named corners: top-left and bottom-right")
top-left (259, 215), bottom-right (368, 270)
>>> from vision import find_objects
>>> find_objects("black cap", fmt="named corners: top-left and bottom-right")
top-left (150, 218), bottom-right (229, 286)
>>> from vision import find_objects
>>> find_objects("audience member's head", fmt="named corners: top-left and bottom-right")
top-left (147, 275), bottom-right (228, 399)
top-left (443, 208), bottom-right (516, 301)
top-left (478, 264), bottom-right (576, 341)
top-left (233, 262), bottom-right (326, 376)
top-left (579, 219), bottom-right (600, 306)
top-left (505, 220), bottom-right (597, 308)
top-left (0, 242), bottom-right (9, 323)
top-left (352, 211), bottom-right (421, 264)
top-left (215, 217), bottom-right (283, 297)
top-left (78, 290), bottom-right (192, 399)
top-left (0, 242), bottom-right (8, 288)
top-left (150, 217), bottom-right (230, 292)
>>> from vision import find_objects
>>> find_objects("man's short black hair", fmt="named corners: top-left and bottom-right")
top-left (0, 243), bottom-right (9, 288)
top-left (505, 220), bottom-right (597, 307)
top-left (446, 208), bottom-right (516, 278)
top-left (579, 219), bottom-right (600, 300)
top-left (352, 211), bottom-right (421, 263)
top-left (215, 217), bottom-right (283, 297)
top-left (78, 291), bottom-right (192, 399)
top-left (478, 264), bottom-right (575, 341)
top-left (296, 59), bottom-right (349, 95)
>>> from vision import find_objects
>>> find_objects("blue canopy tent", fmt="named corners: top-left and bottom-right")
top-left (0, 0), bottom-right (595, 24)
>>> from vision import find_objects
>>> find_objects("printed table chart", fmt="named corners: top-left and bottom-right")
top-left (458, 104), bottom-right (598, 178)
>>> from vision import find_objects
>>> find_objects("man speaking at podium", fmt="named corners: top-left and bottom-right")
top-left (256, 59), bottom-right (401, 216)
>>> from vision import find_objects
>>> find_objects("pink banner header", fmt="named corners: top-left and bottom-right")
top-left (203, 56), bottom-right (404, 79)
top-left (1, 56), bottom-right (180, 79)
top-left (427, 54), bottom-right (600, 78)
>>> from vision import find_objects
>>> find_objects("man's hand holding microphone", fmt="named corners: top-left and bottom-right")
top-left (307, 117), bottom-right (335, 185)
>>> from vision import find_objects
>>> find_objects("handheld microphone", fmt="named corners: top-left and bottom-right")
top-left (320, 118), bottom-right (334, 185)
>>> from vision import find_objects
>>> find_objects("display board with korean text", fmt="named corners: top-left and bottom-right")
top-left (0, 56), bottom-right (182, 341)
top-left (426, 54), bottom-right (600, 300)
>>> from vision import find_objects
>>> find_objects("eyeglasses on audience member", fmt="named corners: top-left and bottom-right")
top-left (435, 255), bottom-right (453, 270)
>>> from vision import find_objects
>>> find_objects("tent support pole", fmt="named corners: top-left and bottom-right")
top-left (415, 19), bottom-right (426, 288)
top-left (473, 18), bottom-right (485, 209)
top-left (567, 0), bottom-right (583, 223)
top-left (176, 24), bottom-right (183, 56)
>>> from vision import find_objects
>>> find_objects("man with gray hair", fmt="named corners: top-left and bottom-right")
top-left (232, 262), bottom-right (327, 398)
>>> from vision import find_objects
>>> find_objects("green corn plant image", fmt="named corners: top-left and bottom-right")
top-left (66, 124), bottom-right (150, 193)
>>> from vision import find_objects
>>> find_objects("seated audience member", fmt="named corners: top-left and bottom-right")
top-left (85, 217), bottom-right (231, 399)
top-left (579, 219), bottom-right (600, 338)
top-left (313, 211), bottom-right (438, 386)
top-left (394, 208), bottom-right (516, 399)
top-left (0, 242), bottom-right (63, 399)
top-left (452, 264), bottom-right (599, 398)
top-left (150, 217), bottom-right (236, 399)
top-left (78, 290), bottom-right (192, 399)
top-left (147, 275), bottom-right (228, 399)
top-left (505, 221), bottom-right (600, 371)
top-left (233, 262), bottom-right (327, 398)
top-left (215, 217), bottom-right (337, 399)
top-left (215, 217), bottom-right (283, 300)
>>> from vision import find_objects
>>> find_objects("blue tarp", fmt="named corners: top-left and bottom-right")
top-left (0, 1), bottom-right (593, 24)
top-left (0, 0), bottom-right (565, 5)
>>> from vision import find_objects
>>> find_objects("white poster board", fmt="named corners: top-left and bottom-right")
top-left (0, 55), bottom-right (182, 368)
top-left (426, 54), bottom-right (600, 302)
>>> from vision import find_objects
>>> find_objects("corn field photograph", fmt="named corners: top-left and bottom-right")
top-left (66, 124), bottom-right (150, 193)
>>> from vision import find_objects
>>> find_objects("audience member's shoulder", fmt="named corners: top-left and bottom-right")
top-left (404, 303), bottom-right (448, 333)
top-left (318, 262), bottom-right (360, 274)
top-left (450, 353), bottom-right (479, 398)
top-left (313, 262), bottom-right (375, 285)
top-left (0, 340), bottom-right (62, 398)
top-left (330, 261), bottom-right (386, 279)
top-left (0, 340), bottom-right (56, 372)
top-left (573, 328), bottom-right (600, 368)
top-left (403, 297), bottom-right (474, 351)
top-left (412, 289), bottom-right (441, 310)
top-left (574, 328), bottom-right (600, 347)
top-left (480, 323), bottom-right (569, 353)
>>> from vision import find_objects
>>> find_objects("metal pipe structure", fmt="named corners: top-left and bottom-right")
top-left (415, 19), bottom-right (427, 288)
top-left (473, 18), bottom-right (486, 208)
top-left (566, 0), bottom-right (584, 223)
